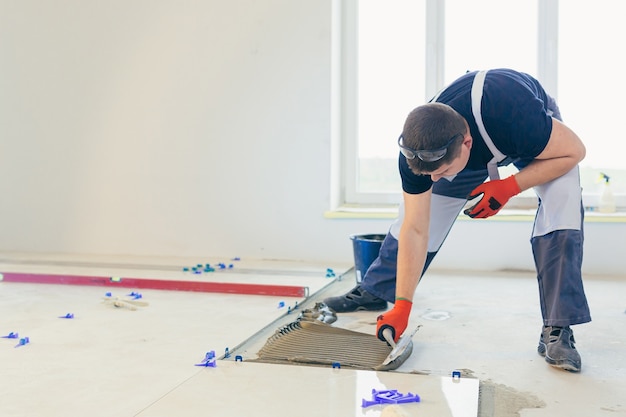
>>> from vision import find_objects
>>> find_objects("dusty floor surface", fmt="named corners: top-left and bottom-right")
top-left (1, 254), bottom-right (624, 416)
top-left (315, 270), bottom-right (626, 417)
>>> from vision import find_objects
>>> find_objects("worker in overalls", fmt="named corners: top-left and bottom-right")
top-left (324, 68), bottom-right (591, 372)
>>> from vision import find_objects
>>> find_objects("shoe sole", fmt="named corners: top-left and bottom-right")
top-left (326, 304), bottom-right (387, 313)
top-left (538, 341), bottom-right (581, 373)
top-left (323, 299), bottom-right (387, 313)
top-left (353, 305), bottom-right (388, 312)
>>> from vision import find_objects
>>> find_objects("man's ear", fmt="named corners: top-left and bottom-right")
top-left (463, 134), bottom-right (473, 150)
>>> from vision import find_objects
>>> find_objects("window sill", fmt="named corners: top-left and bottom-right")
top-left (324, 206), bottom-right (626, 222)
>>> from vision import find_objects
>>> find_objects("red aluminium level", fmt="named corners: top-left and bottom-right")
top-left (0, 272), bottom-right (309, 298)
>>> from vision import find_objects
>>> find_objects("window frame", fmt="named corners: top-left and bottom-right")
top-left (337, 0), bottom-right (560, 209)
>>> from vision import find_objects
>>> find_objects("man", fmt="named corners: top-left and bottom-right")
top-left (324, 68), bottom-right (591, 372)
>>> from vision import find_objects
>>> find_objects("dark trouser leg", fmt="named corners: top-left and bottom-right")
top-left (533, 227), bottom-right (590, 326)
top-left (529, 166), bottom-right (591, 326)
top-left (359, 233), bottom-right (399, 302)
top-left (361, 170), bottom-right (488, 303)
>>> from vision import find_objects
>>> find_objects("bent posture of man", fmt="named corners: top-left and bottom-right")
top-left (324, 68), bottom-right (591, 372)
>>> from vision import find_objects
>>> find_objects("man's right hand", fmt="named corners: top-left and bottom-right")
top-left (376, 299), bottom-right (413, 343)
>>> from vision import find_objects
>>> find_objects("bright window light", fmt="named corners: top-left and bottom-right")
top-left (343, 0), bottom-right (625, 209)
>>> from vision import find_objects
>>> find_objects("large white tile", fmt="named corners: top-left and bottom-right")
top-left (0, 259), bottom-right (340, 417)
top-left (137, 361), bottom-right (479, 417)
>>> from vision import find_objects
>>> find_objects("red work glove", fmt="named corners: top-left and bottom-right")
top-left (376, 299), bottom-right (413, 343)
top-left (464, 175), bottom-right (521, 219)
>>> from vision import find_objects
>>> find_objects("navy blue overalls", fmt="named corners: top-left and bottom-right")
top-left (361, 70), bottom-right (591, 327)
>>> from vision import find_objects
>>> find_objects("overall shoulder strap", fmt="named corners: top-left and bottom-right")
top-left (471, 70), bottom-right (506, 180)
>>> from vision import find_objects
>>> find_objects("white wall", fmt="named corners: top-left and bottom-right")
top-left (0, 0), bottom-right (624, 275)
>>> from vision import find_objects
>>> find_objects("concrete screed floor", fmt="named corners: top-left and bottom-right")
top-left (0, 255), bottom-right (624, 417)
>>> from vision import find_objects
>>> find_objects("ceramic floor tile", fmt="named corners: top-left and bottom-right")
top-left (0, 258), bottom-right (343, 417)
top-left (1, 257), bottom-right (624, 417)
top-left (136, 360), bottom-right (479, 417)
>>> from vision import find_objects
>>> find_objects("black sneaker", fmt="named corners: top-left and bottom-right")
top-left (322, 285), bottom-right (388, 313)
top-left (537, 326), bottom-right (581, 372)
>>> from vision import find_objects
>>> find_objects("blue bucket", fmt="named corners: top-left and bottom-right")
top-left (350, 234), bottom-right (385, 283)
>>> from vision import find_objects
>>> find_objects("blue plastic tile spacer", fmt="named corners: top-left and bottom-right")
top-left (376, 391), bottom-right (402, 403)
top-left (195, 359), bottom-right (216, 367)
top-left (452, 370), bottom-right (462, 379)
top-left (277, 301), bottom-right (285, 309)
top-left (59, 313), bottom-right (74, 319)
top-left (332, 362), bottom-right (341, 369)
top-left (194, 350), bottom-right (217, 367)
top-left (362, 399), bottom-right (380, 407)
top-left (235, 355), bottom-right (243, 362)
top-left (395, 393), bottom-right (421, 404)
top-left (363, 389), bottom-right (420, 407)
top-left (15, 337), bottom-right (30, 348)
top-left (224, 347), bottom-right (230, 358)
top-left (1, 332), bottom-right (19, 339)
top-left (105, 292), bottom-right (112, 297)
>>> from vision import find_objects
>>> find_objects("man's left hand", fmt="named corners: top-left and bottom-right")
top-left (464, 175), bottom-right (521, 218)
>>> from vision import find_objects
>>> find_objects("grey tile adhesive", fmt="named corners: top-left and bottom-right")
top-left (251, 304), bottom-right (413, 371)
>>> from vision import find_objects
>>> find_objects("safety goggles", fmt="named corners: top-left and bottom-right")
top-left (397, 133), bottom-right (463, 162)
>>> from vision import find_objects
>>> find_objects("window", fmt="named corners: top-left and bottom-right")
top-left (340, 0), bottom-right (626, 211)
top-left (344, 0), bottom-right (426, 206)
top-left (558, 0), bottom-right (626, 208)
top-left (444, 0), bottom-right (537, 80)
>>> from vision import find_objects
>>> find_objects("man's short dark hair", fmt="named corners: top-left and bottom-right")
top-left (402, 103), bottom-right (467, 174)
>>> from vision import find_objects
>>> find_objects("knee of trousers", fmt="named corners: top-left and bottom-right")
top-left (361, 233), bottom-right (399, 303)
top-left (532, 166), bottom-right (583, 238)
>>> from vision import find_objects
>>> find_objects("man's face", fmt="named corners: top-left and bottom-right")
top-left (428, 133), bottom-right (472, 182)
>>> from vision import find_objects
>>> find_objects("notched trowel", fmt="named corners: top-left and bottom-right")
top-left (376, 325), bottom-right (422, 370)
